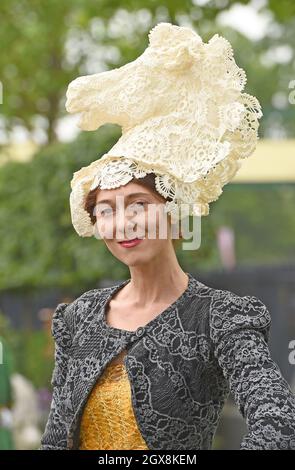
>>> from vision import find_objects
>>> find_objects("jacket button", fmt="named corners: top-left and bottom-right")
top-left (136, 326), bottom-right (144, 337)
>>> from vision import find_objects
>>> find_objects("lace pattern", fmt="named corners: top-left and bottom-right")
top-left (79, 360), bottom-right (149, 450)
top-left (65, 23), bottom-right (263, 237)
top-left (39, 274), bottom-right (295, 450)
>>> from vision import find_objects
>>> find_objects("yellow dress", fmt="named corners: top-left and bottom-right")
top-left (79, 352), bottom-right (149, 450)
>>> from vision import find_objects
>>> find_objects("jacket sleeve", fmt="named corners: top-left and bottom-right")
top-left (210, 292), bottom-right (295, 450)
top-left (39, 302), bottom-right (72, 450)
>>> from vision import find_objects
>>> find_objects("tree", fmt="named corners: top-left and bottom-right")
top-left (1, 0), bottom-right (294, 144)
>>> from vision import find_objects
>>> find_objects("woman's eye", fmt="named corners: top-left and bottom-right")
top-left (104, 208), bottom-right (114, 216)
top-left (129, 201), bottom-right (146, 208)
top-left (96, 206), bottom-right (113, 216)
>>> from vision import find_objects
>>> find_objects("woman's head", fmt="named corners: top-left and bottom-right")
top-left (84, 173), bottom-right (182, 267)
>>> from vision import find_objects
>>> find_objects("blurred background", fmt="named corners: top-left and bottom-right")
top-left (0, 0), bottom-right (295, 450)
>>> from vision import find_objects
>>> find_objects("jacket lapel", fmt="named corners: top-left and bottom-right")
top-left (66, 284), bottom-right (132, 448)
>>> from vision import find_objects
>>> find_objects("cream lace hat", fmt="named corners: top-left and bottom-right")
top-left (65, 22), bottom-right (262, 237)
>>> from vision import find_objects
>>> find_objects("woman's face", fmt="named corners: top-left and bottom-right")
top-left (94, 181), bottom-right (174, 266)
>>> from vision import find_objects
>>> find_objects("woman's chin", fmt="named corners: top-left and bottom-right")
top-left (114, 248), bottom-right (153, 267)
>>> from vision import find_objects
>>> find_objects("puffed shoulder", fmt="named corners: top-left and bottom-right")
top-left (50, 287), bottom-right (109, 345)
top-left (209, 290), bottom-right (272, 345)
top-left (51, 302), bottom-right (72, 350)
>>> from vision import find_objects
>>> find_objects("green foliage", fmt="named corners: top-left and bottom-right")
top-left (0, 0), bottom-right (295, 142)
top-left (0, 313), bottom-right (18, 374)
top-left (0, 312), bottom-right (53, 389)
top-left (175, 215), bottom-right (218, 269)
top-left (210, 183), bottom-right (295, 266)
top-left (16, 330), bottom-right (54, 389)
top-left (0, 0), bottom-right (294, 288)
top-left (0, 126), bottom-right (129, 290)
top-left (0, 0), bottom-right (103, 142)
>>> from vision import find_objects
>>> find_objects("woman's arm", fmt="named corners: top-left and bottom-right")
top-left (39, 302), bottom-right (72, 450)
top-left (210, 292), bottom-right (295, 450)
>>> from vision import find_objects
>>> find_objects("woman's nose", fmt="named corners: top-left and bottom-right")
top-left (115, 212), bottom-right (137, 239)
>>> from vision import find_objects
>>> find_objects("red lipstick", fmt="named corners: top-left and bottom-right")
top-left (118, 238), bottom-right (144, 248)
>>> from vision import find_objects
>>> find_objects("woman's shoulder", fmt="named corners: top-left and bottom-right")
top-left (207, 285), bottom-right (272, 344)
top-left (51, 284), bottom-right (117, 345)
top-left (188, 274), bottom-right (271, 339)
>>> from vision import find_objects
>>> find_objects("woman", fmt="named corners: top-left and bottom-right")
top-left (40, 22), bottom-right (295, 450)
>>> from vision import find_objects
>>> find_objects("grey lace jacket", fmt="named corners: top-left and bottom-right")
top-left (40, 273), bottom-right (295, 450)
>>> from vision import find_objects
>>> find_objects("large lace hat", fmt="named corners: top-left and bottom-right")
top-left (65, 22), bottom-right (262, 237)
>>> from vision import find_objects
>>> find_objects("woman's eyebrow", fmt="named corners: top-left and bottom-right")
top-left (96, 192), bottom-right (150, 205)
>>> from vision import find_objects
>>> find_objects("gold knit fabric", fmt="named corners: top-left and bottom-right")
top-left (79, 354), bottom-right (149, 450)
